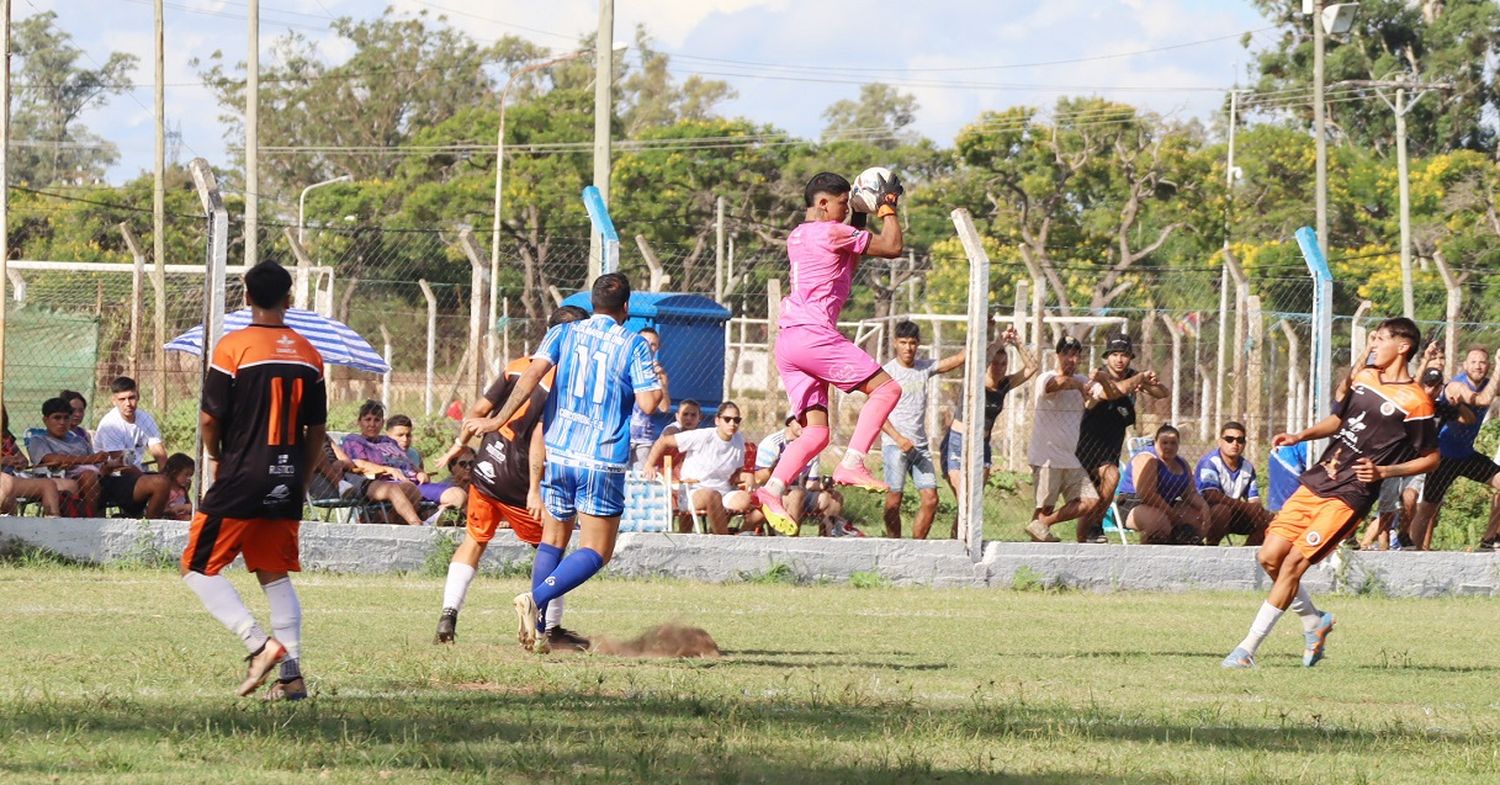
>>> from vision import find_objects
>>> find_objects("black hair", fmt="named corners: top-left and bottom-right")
top-left (718, 400), bottom-right (740, 417)
top-left (639, 326), bottom-right (659, 337)
top-left (357, 399), bottom-right (385, 420)
top-left (1220, 421), bottom-right (1247, 436)
top-left (1377, 317), bottom-right (1422, 364)
top-left (894, 320), bottom-right (920, 341)
top-left (385, 414), bottom-right (413, 430)
top-left (163, 452), bottom-right (195, 476)
top-left (679, 398), bottom-right (701, 410)
top-left (59, 389), bottom-right (85, 407)
top-left (550, 305), bottom-right (590, 327)
top-left (244, 261), bottom-right (293, 309)
top-left (42, 397), bottom-right (71, 418)
top-left (803, 171), bottom-right (851, 207)
top-left (109, 376), bottom-right (138, 395)
top-left (591, 272), bottom-right (631, 313)
top-left (1155, 423), bottom-right (1180, 440)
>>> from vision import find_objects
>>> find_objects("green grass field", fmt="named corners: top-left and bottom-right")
top-left (2, 560), bottom-right (1498, 784)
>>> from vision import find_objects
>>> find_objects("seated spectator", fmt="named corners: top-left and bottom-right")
top-left (643, 401), bottom-right (750, 535)
top-left (418, 445), bottom-right (475, 524)
top-left (1196, 421), bottom-right (1273, 545)
top-left (309, 433), bottom-right (424, 525)
top-left (59, 389), bottom-right (91, 443)
top-left (384, 414), bottom-right (429, 481)
top-left (747, 413), bottom-right (851, 536)
top-left (161, 452), bottom-right (196, 521)
top-left (340, 400), bottom-right (425, 526)
top-left (1115, 424), bottom-right (1209, 544)
top-left (94, 376), bottom-right (168, 472)
top-left (26, 397), bottom-right (173, 518)
top-left (648, 399), bottom-right (702, 478)
top-left (2, 404), bottom-right (64, 516)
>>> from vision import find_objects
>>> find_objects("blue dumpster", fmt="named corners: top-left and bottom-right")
top-left (560, 291), bottom-right (732, 426)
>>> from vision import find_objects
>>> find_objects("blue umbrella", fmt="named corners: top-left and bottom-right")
top-left (165, 308), bottom-right (390, 374)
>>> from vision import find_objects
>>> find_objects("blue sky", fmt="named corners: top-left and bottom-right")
top-left (31, 0), bottom-right (1275, 185)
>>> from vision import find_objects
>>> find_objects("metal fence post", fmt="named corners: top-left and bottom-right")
top-left (950, 208), bottom-right (991, 562)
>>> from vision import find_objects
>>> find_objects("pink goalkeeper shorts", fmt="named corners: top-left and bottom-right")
top-left (774, 322), bottom-right (882, 414)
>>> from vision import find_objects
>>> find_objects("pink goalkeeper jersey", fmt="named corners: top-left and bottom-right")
top-left (780, 220), bottom-right (872, 329)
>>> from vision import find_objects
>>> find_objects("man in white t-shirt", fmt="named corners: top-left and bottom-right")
top-left (879, 321), bottom-right (967, 538)
top-left (94, 376), bottom-right (168, 471)
top-left (643, 401), bottom-right (749, 534)
top-left (1026, 335), bottom-right (1106, 542)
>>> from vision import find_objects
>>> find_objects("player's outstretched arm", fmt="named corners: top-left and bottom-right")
top-left (863, 177), bottom-right (905, 259)
top-left (471, 358), bottom-right (552, 436)
top-left (1273, 414), bottom-right (1342, 447)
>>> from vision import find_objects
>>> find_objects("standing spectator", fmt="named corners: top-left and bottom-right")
top-left (3, 404), bottom-right (64, 516)
top-left (942, 327), bottom-right (1038, 535)
top-left (1406, 344), bottom-right (1500, 550)
top-left (879, 320), bottom-right (966, 539)
top-left (1075, 333), bottom-right (1168, 543)
top-left (59, 389), bottom-right (91, 443)
top-left (644, 401), bottom-right (750, 535)
top-left (1196, 421), bottom-right (1273, 545)
top-left (341, 400), bottom-right (425, 526)
top-left (94, 376), bottom-right (168, 471)
top-left (628, 327), bottom-right (672, 469)
top-left (1116, 424), bottom-right (1210, 544)
top-left (748, 413), bottom-right (851, 537)
top-left (384, 415), bottom-right (428, 480)
top-left (1025, 335), bottom-right (1106, 542)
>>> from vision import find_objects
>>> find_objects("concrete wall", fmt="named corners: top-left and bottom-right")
top-left (2, 518), bottom-right (1497, 597)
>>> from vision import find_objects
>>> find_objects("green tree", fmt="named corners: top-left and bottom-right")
top-left (10, 11), bottom-right (138, 186)
top-left (821, 83), bottom-right (920, 149)
top-left (1243, 0), bottom-right (1500, 156)
top-left (619, 26), bottom-right (736, 136)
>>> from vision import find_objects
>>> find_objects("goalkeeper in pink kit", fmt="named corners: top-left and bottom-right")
top-left (755, 171), bottom-right (906, 534)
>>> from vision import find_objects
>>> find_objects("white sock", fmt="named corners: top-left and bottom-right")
top-left (839, 449), bottom-right (865, 469)
top-left (442, 562), bottom-right (477, 613)
top-left (763, 478), bottom-right (786, 497)
top-left (1290, 586), bottom-right (1323, 632)
top-left (1236, 601), bottom-right (1285, 656)
top-left (183, 572), bottom-right (268, 653)
top-left (544, 594), bottom-right (565, 631)
top-left (261, 577), bottom-right (302, 661)
top-left (261, 577), bottom-right (303, 680)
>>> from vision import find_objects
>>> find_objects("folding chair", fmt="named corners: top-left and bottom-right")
top-left (1103, 437), bottom-right (1157, 545)
top-left (620, 456), bottom-right (675, 533)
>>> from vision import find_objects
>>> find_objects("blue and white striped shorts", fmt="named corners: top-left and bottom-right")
top-left (542, 462), bottom-right (626, 521)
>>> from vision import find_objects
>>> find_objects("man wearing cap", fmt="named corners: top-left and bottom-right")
top-left (1074, 332), bottom-right (1168, 543)
top-left (1026, 335), bottom-right (1110, 542)
top-left (747, 413), bottom-right (851, 536)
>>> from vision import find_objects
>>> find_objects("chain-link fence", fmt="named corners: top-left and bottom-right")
top-left (9, 193), bottom-right (1500, 546)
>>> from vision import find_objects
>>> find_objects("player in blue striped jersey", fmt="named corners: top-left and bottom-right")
top-left (469, 273), bottom-right (662, 653)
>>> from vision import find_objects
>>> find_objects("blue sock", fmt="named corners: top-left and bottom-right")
top-left (532, 548), bottom-right (605, 630)
top-left (531, 543), bottom-right (563, 622)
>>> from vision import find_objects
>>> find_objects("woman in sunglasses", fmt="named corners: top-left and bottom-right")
top-left (643, 401), bottom-right (750, 534)
top-left (422, 445), bottom-right (477, 523)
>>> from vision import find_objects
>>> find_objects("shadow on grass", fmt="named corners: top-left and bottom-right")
top-left (0, 680), bottom-right (1489, 783)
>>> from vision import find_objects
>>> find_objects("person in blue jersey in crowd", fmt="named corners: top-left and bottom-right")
top-left (467, 272), bottom-right (662, 654)
top-left (1405, 344), bottom-right (1500, 550)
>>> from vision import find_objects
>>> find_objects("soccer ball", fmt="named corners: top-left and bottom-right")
top-left (850, 166), bottom-right (893, 214)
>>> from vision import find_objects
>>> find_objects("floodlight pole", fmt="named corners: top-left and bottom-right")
top-left (1313, 0), bottom-right (1328, 258)
top-left (0, 0), bottom-right (11, 411)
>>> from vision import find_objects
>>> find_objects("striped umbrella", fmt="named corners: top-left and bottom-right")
top-left (165, 308), bottom-right (390, 374)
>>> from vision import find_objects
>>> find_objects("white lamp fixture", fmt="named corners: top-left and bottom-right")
top-left (1322, 3), bottom-right (1360, 35)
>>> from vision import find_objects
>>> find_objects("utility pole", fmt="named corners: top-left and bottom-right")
top-left (588, 0), bottom-right (614, 281)
top-left (1331, 78), bottom-right (1452, 318)
top-left (245, 0), bottom-right (259, 266)
top-left (1217, 88), bottom-right (1242, 431)
top-left (153, 0), bottom-right (167, 409)
top-left (1313, 0), bottom-right (1328, 258)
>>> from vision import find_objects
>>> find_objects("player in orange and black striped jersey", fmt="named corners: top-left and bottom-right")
top-left (432, 305), bottom-right (591, 650)
top-left (1222, 318), bottom-right (1438, 671)
top-left (179, 261), bottom-right (328, 701)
